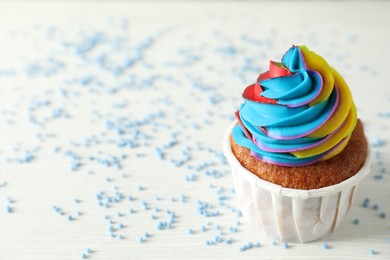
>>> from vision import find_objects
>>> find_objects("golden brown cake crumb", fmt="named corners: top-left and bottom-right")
top-left (230, 119), bottom-right (368, 190)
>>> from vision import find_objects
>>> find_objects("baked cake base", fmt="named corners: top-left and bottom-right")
top-left (230, 119), bottom-right (368, 190)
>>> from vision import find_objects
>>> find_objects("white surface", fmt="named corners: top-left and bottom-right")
top-left (0, 1), bottom-right (389, 259)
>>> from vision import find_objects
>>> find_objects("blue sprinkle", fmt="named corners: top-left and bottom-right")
top-left (239, 245), bottom-right (247, 252)
top-left (247, 242), bottom-right (253, 248)
top-left (206, 240), bottom-right (213, 246)
top-left (373, 174), bottom-right (383, 180)
top-left (363, 198), bottom-right (370, 207)
top-left (353, 218), bottom-right (360, 225)
top-left (81, 253), bottom-right (88, 259)
top-left (144, 232), bottom-right (151, 238)
top-left (214, 235), bottom-right (222, 243)
top-left (372, 204), bottom-right (379, 210)
top-left (230, 226), bottom-right (237, 233)
top-left (67, 215), bottom-right (74, 221)
top-left (127, 208), bottom-right (134, 214)
top-left (225, 238), bottom-right (233, 244)
top-left (138, 237), bottom-right (145, 243)
top-left (85, 248), bottom-right (92, 254)
top-left (157, 221), bottom-right (167, 230)
top-left (282, 242), bottom-right (289, 249)
top-left (373, 151), bottom-right (381, 158)
top-left (369, 249), bottom-right (377, 255)
top-left (185, 173), bottom-right (197, 182)
top-left (272, 240), bottom-right (277, 246)
top-left (379, 212), bottom-right (387, 219)
top-left (323, 243), bottom-right (330, 249)
top-left (79, 75), bottom-right (92, 85)
top-left (180, 194), bottom-right (187, 203)
top-left (154, 148), bottom-right (165, 160)
top-left (5, 206), bottom-right (13, 214)
top-left (141, 201), bottom-right (149, 210)
top-left (188, 228), bottom-right (193, 235)
top-left (192, 123), bottom-right (200, 130)
top-left (372, 138), bottom-right (385, 147)
top-left (169, 213), bottom-right (175, 223)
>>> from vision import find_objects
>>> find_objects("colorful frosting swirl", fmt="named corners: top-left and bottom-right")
top-left (232, 45), bottom-right (357, 167)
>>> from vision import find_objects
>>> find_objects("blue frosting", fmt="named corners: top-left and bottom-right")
top-left (233, 46), bottom-right (342, 167)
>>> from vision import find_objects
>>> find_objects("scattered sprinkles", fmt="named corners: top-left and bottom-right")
top-left (0, 5), bottom-right (388, 259)
top-left (369, 248), bottom-right (377, 255)
top-left (322, 243), bottom-right (330, 250)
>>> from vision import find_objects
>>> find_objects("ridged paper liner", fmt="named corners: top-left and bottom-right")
top-left (223, 122), bottom-right (372, 243)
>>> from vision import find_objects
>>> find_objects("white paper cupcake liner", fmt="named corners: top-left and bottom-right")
top-left (223, 122), bottom-right (372, 243)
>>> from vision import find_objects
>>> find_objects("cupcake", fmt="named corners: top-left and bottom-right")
top-left (223, 45), bottom-right (371, 243)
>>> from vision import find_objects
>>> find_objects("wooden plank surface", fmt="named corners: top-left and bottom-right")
top-left (0, 1), bottom-right (389, 259)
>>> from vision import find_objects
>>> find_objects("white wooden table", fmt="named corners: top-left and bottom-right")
top-left (0, 1), bottom-right (389, 259)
